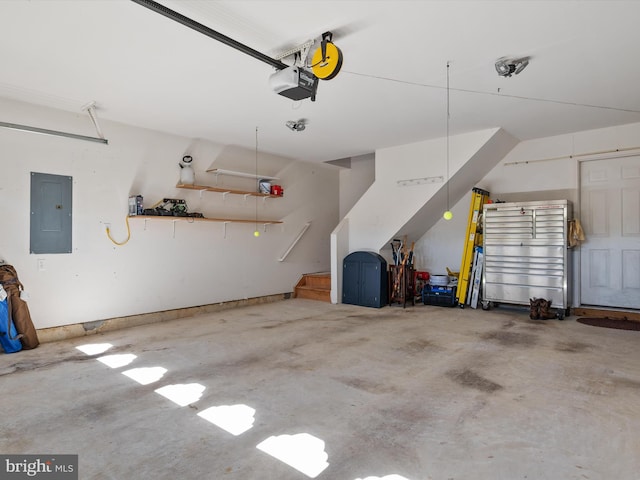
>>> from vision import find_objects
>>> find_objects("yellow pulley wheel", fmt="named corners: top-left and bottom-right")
top-left (311, 42), bottom-right (343, 80)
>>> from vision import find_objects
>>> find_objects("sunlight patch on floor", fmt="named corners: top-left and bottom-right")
top-left (155, 383), bottom-right (205, 406)
top-left (354, 475), bottom-right (413, 480)
top-left (75, 343), bottom-right (113, 355)
top-left (122, 366), bottom-right (168, 385)
top-left (97, 353), bottom-right (137, 368)
top-left (197, 404), bottom-right (256, 436)
top-left (73, 333), bottom-right (408, 478)
top-left (256, 433), bottom-right (329, 478)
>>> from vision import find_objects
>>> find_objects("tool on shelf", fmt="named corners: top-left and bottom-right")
top-left (142, 198), bottom-right (203, 218)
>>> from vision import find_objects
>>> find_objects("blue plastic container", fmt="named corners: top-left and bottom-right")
top-left (0, 298), bottom-right (23, 353)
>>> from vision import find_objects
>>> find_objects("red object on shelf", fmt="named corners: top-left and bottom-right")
top-left (271, 185), bottom-right (284, 196)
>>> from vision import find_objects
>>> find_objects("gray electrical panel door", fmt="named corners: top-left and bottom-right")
top-left (30, 172), bottom-right (72, 254)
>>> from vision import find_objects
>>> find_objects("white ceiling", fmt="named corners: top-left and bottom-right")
top-left (2, 0), bottom-right (640, 163)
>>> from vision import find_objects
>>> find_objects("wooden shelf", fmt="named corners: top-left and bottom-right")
top-left (176, 183), bottom-right (280, 198)
top-left (129, 215), bottom-right (282, 225)
top-left (204, 168), bottom-right (279, 180)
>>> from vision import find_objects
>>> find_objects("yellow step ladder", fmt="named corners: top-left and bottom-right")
top-left (456, 187), bottom-right (490, 307)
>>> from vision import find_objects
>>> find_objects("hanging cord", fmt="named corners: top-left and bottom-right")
top-left (255, 127), bottom-right (258, 230)
top-left (446, 61), bottom-right (450, 211)
top-left (106, 216), bottom-right (131, 246)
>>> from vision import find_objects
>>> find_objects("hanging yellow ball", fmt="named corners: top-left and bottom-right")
top-left (254, 230), bottom-right (261, 237)
top-left (443, 210), bottom-right (453, 220)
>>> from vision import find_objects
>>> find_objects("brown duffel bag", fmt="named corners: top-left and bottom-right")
top-left (0, 264), bottom-right (39, 349)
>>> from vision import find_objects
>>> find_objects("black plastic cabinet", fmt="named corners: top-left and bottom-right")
top-left (342, 251), bottom-right (388, 308)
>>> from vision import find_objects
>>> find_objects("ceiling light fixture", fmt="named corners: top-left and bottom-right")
top-left (286, 119), bottom-right (307, 132)
top-left (495, 56), bottom-right (530, 77)
top-left (443, 61), bottom-right (453, 221)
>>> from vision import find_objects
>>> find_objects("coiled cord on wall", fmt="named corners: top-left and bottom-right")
top-left (106, 217), bottom-right (131, 246)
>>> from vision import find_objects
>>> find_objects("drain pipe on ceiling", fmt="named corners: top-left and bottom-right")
top-left (0, 121), bottom-right (108, 145)
top-left (82, 101), bottom-right (105, 140)
top-left (0, 100), bottom-right (109, 145)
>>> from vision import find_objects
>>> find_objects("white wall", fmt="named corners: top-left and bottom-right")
top-left (346, 128), bottom-right (509, 253)
top-left (330, 128), bottom-right (517, 304)
top-left (411, 190), bottom-right (471, 275)
top-left (331, 154), bottom-right (375, 303)
top-left (330, 217), bottom-right (349, 304)
top-left (338, 153), bottom-right (375, 219)
top-left (0, 98), bottom-right (339, 329)
top-left (415, 120), bottom-right (640, 305)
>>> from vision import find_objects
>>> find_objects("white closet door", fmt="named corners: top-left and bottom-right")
top-left (580, 156), bottom-right (640, 309)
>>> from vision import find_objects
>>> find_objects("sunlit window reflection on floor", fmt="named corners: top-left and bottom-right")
top-left (256, 433), bottom-right (329, 478)
top-left (354, 475), bottom-right (412, 480)
top-left (154, 383), bottom-right (205, 406)
top-left (76, 343), bottom-right (113, 355)
top-left (122, 367), bottom-right (168, 385)
top-left (97, 353), bottom-right (137, 368)
top-left (197, 404), bottom-right (256, 436)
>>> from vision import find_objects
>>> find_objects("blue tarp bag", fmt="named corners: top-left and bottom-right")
top-left (0, 297), bottom-right (22, 353)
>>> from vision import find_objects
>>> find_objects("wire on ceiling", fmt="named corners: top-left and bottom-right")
top-left (342, 70), bottom-right (640, 116)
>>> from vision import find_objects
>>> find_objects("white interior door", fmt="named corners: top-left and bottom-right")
top-left (580, 156), bottom-right (640, 309)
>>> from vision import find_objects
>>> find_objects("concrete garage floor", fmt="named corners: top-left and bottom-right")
top-left (1, 299), bottom-right (639, 480)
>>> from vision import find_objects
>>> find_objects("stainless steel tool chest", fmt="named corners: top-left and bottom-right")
top-left (482, 200), bottom-right (571, 316)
